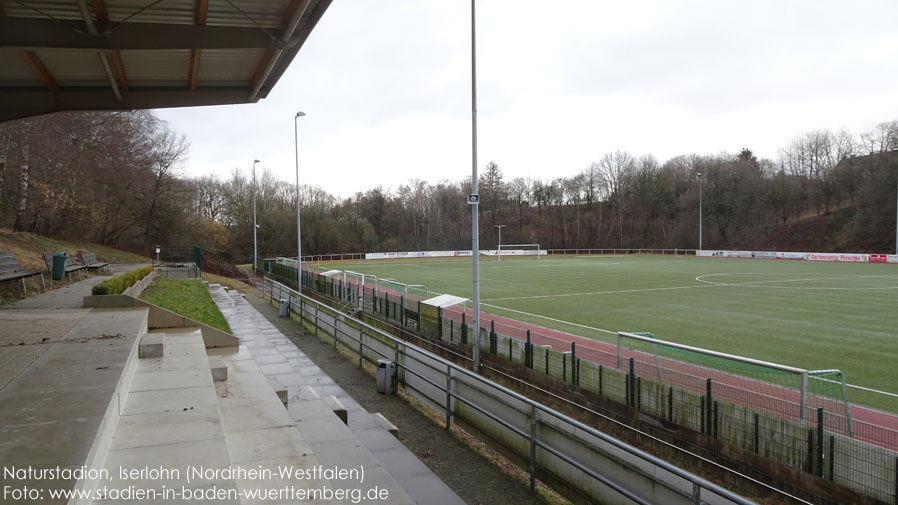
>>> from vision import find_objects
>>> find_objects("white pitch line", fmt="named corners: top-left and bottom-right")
top-left (695, 273), bottom-right (898, 290)
top-left (482, 282), bottom-right (720, 302)
top-left (483, 272), bottom-right (898, 302)
top-left (479, 302), bottom-right (617, 336)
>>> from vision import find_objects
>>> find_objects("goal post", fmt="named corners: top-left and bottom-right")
top-left (616, 331), bottom-right (852, 435)
top-left (498, 243), bottom-right (545, 260)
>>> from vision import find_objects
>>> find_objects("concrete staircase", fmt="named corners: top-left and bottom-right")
top-left (1, 280), bottom-right (462, 505)
top-left (208, 284), bottom-right (465, 505)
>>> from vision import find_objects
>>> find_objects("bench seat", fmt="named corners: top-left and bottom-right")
top-left (0, 251), bottom-right (45, 296)
top-left (79, 252), bottom-right (109, 272)
top-left (42, 252), bottom-right (87, 282)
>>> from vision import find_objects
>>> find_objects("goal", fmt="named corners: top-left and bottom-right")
top-left (497, 243), bottom-right (545, 260)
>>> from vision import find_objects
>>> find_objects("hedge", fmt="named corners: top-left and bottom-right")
top-left (91, 265), bottom-right (154, 296)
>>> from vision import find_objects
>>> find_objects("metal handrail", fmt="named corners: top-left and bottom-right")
top-left (263, 278), bottom-right (759, 505)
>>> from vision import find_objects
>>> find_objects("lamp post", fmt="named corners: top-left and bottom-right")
top-left (252, 159), bottom-right (260, 273)
top-left (294, 111), bottom-right (305, 292)
top-left (494, 224), bottom-right (505, 262)
top-left (697, 171), bottom-right (703, 251)
top-left (469, 0), bottom-right (481, 373)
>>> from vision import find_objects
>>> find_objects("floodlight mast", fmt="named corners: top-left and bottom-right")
top-left (294, 111), bottom-right (305, 292)
top-left (252, 159), bottom-right (260, 274)
top-left (697, 171), bottom-right (703, 251)
top-left (470, 0), bottom-right (481, 373)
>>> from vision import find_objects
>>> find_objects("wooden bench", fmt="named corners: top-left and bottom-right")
top-left (78, 252), bottom-right (109, 274)
top-left (42, 252), bottom-right (87, 283)
top-left (0, 251), bottom-right (45, 296)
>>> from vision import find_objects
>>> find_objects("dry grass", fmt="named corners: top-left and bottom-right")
top-left (201, 271), bottom-right (257, 294)
top-left (0, 229), bottom-right (151, 304)
top-left (0, 228), bottom-right (149, 270)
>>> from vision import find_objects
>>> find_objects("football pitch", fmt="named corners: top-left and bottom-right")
top-left (318, 255), bottom-right (898, 412)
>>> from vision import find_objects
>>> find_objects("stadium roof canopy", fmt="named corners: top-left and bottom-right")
top-left (0, 0), bottom-right (331, 122)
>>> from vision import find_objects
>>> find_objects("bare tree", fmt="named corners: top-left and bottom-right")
top-left (598, 150), bottom-right (635, 247)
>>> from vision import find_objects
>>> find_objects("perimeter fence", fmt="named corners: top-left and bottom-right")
top-left (261, 277), bottom-right (763, 505)
top-left (261, 258), bottom-right (898, 504)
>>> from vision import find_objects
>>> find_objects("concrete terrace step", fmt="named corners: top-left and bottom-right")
top-left (0, 307), bottom-right (149, 504)
top-left (93, 328), bottom-right (239, 504)
top-left (208, 284), bottom-right (465, 505)
top-left (138, 332), bottom-right (163, 359)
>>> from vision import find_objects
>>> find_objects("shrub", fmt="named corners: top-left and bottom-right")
top-left (91, 265), bottom-right (154, 296)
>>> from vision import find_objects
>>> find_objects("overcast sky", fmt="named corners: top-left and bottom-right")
top-left (155, 0), bottom-right (898, 198)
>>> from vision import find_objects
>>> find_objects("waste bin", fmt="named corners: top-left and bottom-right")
top-left (376, 359), bottom-right (397, 395)
top-left (51, 252), bottom-right (67, 281)
top-left (278, 298), bottom-right (290, 317)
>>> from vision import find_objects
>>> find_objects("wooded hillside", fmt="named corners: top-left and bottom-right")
top-left (1, 112), bottom-right (896, 260)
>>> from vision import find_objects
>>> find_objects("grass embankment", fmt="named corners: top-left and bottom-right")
top-left (140, 278), bottom-right (232, 333)
top-left (0, 229), bottom-right (152, 304)
top-left (0, 228), bottom-right (150, 270)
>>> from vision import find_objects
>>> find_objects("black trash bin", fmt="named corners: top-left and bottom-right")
top-left (51, 252), bottom-right (67, 281)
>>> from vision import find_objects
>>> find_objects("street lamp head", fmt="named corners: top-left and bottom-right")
top-left (697, 171), bottom-right (702, 177)
top-left (295, 111), bottom-right (306, 117)
top-left (254, 159), bottom-right (260, 164)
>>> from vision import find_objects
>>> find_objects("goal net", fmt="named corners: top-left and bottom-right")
top-left (497, 243), bottom-right (545, 260)
top-left (617, 331), bottom-right (852, 435)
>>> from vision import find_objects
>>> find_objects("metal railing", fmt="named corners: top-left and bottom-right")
top-left (269, 262), bottom-right (898, 504)
top-left (261, 277), bottom-right (759, 505)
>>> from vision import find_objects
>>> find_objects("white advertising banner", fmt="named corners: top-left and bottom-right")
top-left (365, 249), bottom-right (546, 260)
top-left (697, 249), bottom-right (887, 263)
top-left (776, 252), bottom-right (806, 260)
top-left (804, 252), bottom-right (869, 262)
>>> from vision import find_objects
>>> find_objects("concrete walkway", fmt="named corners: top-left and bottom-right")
top-left (242, 292), bottom-right (548, 505)
top-left (210, 285), bottom-right (466, 505)
top-left (0, 275), bottom-right (108, 390)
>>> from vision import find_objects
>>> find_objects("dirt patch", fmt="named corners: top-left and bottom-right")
top-left (202, 256), bottom-right (247, 279)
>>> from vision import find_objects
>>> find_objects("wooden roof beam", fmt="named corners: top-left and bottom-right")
top-left (20, 51), bottom-right (59, 93)
top-left (189, 0), bottom-right (209, 91)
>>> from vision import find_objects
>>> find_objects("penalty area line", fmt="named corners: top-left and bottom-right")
top-left (479, 302), bottom-right (617, 336)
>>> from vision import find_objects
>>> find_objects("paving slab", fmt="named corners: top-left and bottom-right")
top-left (110, 406), bottom-right (225, 450)
top-left (0, 306), bottom-right (148, 505)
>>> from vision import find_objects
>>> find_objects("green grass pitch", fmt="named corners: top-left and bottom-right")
top-left (318, 255), bottom-right (898, 412)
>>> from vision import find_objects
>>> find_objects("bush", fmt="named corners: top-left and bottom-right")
top-left (91, 265), bottom-right (154, 295)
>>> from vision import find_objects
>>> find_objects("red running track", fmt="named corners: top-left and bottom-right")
top-left (319, 272), bottom-right (898, 450)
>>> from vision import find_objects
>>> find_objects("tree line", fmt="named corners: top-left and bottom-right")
top-left (1, 112), bottom-right (896, 263)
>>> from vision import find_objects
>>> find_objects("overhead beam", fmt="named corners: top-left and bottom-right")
top-left (0, 18), bottom-right (279, 50)
top-left (189, 0), bottom-right (210, 92)
top-left (91, 0), bottom-right (109, 21)
top-left (0, 87), bottom-right (255, 112)
top-left (89, 0), bottom-right (129, 92)
top-left (19, 51), bottom-right (59, 93)
top-left (107, 50), bottom-right (129, 91)
top-left (195, 0), bottom-right (209, 25)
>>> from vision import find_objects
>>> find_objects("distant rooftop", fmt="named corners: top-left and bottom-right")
top-left (0, 0), bottom-right (331, 121)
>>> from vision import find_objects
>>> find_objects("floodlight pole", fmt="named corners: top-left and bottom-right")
top-left (294, 111), bottom-right (306, 292)
top-left (697, 171), bottom-right (703, 251)
top-left (495, 225), bottom-right (505, 262)
top-left (470, 0), bottom-right (481, 373)
top-left (252, 159), bottom-right (260, 273)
